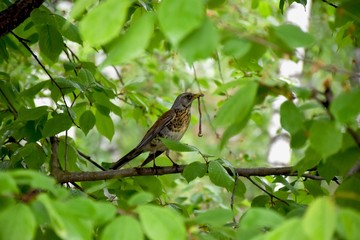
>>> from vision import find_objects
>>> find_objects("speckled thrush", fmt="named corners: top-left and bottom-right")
top-left (110, 92), bottom-right (204, 169)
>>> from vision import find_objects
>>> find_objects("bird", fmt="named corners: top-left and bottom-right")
top-left (110, 92), bottom-right (204, 170)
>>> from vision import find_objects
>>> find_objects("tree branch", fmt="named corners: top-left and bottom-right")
top-left (0, 0), bottom-right (45, 37)
top-left (49, 136), bottom-right (321, 182)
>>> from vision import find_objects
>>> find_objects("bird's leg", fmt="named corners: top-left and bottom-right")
top-left (165, 150), bottom-right (179, 169)
top-left (151, 152), bottom-right (159, 175)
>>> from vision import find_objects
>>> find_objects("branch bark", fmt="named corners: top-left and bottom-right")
top-left (49, 137), bottom-right (320, 183)
top-left (0, 0), bottom-right (45, 37)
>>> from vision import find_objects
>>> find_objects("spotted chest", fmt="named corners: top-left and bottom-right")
top-left (145, 109), bottom-right (191, 151)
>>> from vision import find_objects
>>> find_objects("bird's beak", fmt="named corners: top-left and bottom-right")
top-left (192, 93), bottom-right (204, 99)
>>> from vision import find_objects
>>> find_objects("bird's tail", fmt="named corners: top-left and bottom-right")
top-left (109, 148), bottom-right (142, 170)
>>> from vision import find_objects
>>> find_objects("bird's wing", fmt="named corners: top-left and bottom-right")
top-left (135, 109), bottom-right (176, 150)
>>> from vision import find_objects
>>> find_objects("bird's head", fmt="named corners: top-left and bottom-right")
top-left (172, 92), bottom-right (204, 109)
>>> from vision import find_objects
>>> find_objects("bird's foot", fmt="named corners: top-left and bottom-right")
top-left (172, 162), bottom-right (180, 171)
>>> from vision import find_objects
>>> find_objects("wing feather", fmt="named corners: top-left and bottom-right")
top-left (135, 109), bottom-right (175, 150)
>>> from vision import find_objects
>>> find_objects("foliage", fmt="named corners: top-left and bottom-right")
top-left (1, 0), bottom-right (360, 239)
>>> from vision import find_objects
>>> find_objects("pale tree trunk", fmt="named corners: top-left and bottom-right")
top-left (267, 1), bottom-right (312, 165)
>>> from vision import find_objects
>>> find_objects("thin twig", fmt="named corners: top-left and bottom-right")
top-left (0, 87), bottom-right (17, 117)
top-left (10, 32), bottom-right (80, 128)
top-left (70, 181), bottom-right (97, 199)
top-left (246, 176), bottom-right (289, 206)
top-left (321, 0), bottom-right (338, 8)
top-left (112, 66), bottom-right (124, 86)
top-left (77, 150), bottom-right (106, 171)
top-left (231, 172), bottom-right (239, 226)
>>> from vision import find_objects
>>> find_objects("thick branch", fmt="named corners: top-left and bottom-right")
top-left (49, 138), bottom-right (320, 183)
top-left (52, 164), bottom-right (320, 183)
top-left (0, 0), bottom-right (45, 37)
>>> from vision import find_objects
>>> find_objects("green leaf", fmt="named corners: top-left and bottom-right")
top-left (239, 208), bottom-right (285, 231)
top-left (158, 0), bottom-right (204, 46)
top-left (280, 101), bottom-right (305, 134)
top-left (193, 208), bottom-right (233, 226)
top-left (220, 113), bottom-right (250, 148)
top-left (309, 120), bottom-right (342, 159)
top-left (0, 204), bottom-right (37, 240)
top-left (330, 88), bottom-right (360, 124)
top-left (101, 216), bottom-right (144, 240)
top-left (135, 176), bottom-right (163, 197)
top-left (128, 192), bottom-right (154, 206)
top-left (294, 147), bottom-right (321, 175)
top-left (304, 180), bottom-right (325, 197)
top-left (95, 111), bottom-right (114, 141)
top-left (79, 0), bottom-right (133, 46)
top-left (70, 0), bottom-right (97, 20)
top-left (160, 138), bottom-right (197, 152)
top-left (265, 218), bottom-right (309, 240)
top-left (223, 38), bottom-right (252, 58)
top-left (137, 205), bottom-right (186, 240)
top-left (10, 170), bottom-right (57, 192)
top-left (337, 208), bottom-right (360, 240)
top-left (80, 110), bottom-right (96, 135)
top-left (93, 202), bottom-right (117, 226)
top-left (182, 161), bottom-right (207, 182)
top-left (273, 24), bottom-right (314, 48)
top-left (17, 106), bottom-right (49, 121)
top-left (335, 175), bottom-right (360, 211)
top-left (214, 81), bottom-right (258, 127)
top-left (58, 139), bottom-right (80, 171)
top-left (38, 24), bottom-right (63, 62)
top-left (54, 15), bottom-right (82, 44)
top-left (42, 113), bottom-right (72, 137)
top-left (11, 142), bottom-right (47, 169)
top-left (208, 161), bottom-right (233, 191)
top-left (0, 172), bottom-right (19, 195)
top-left (302, 197), bottom-right (336, 240)
top-left (178, 17), bottom-right (219, 64)
top-left (103, 13), bottom-right (154, 66)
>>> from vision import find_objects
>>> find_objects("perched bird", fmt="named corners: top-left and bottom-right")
top-left (110, 92), bottom-right (204, 169)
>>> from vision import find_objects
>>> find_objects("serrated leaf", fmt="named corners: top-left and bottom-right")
top-left (223, 38), bottom-right (252, 58)
top-left (54, 14), bottom-right (82, 44)
top-left (70, 0), bottom-right (97, 20)
top-left (158, 0), bottom-right (204, 46)
top-left (214, 81), bottom-right (258, 127)
top-left (302, 197), bottom-right (336, 240)
top-left (0, 172), bottom-right (19, 195)
top-left (0, 204), bottom-right (37, 240)
top-left (42, 113), bottom-right (72, 137)
top-left (208, 161), bottom-right (234, 190)
top-left (337, 208), bottom-right (360, 240)
top-left (103, 13), bottom-right (154, 66)
top-left (137, 205), bottom-right (186, 240)
top-left (80, 110), bottom-right (96, 135)
top-left (101, 216), bottom-right (144, 240)
top-left (38, 24), bottom-right (63, 62)
top-left (273, 24), bottom-right (314, 48)
top-left (79, 0), bottom-right (133, 46)
top-left (128, 192), bottom-right (154, 206)
top-left (18, 106), bottom-right (49, 121)
top-left (160, 138), bottom-right (197, 152)
top-left (309, 120), bottom-right (342, 159)
top-left (182, 161), bottom-right (207, 182)
top-left (95, 111), bottom-right (114, 141)
top-left (239, 208), bottom-right (285, 231)
top-left (280, 100), bottom-right (305, 134)
top-left (193, 208), bottom-right (233, 226)
top-left (330, 88), bottom-right (360, 124)
top-left (178, 17), bottom-right (219, 64)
